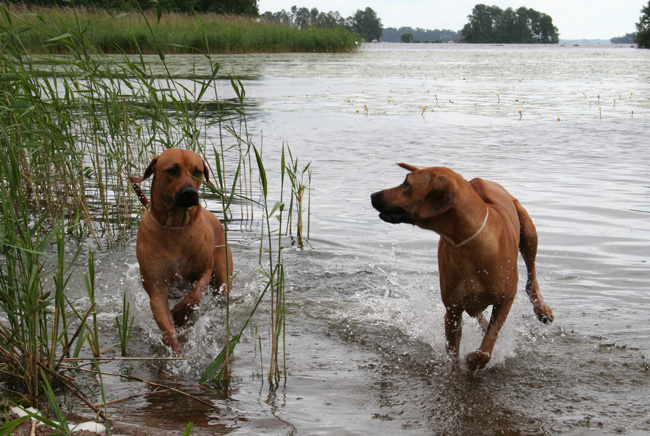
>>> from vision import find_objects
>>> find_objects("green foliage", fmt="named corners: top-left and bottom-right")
top-left (350, 7), bottom-right (382, 42)
top-left (261, 6), bottom-right (346, 29)
top-left (611, 32), bottom-right (636, 44)
top-left (261, 5), bottom-right (382, 43)
top-left (461, 4), bottom-right (559, 44)
top-left (0, 5), bottom-right (360, 53)
top-left (401, 33), bottom-right (414, 43)
top-left (382, 27), bottom-right (460, 42)
top-left (116, 292), bottom-right (135, 357)
top-left (1, 0), bottom-right (259, 15)
top-left (262, 5), bottom-right (383, 42)
top-left (636, 0), bottom-right (650, 48)
top-left (0, 0), bottom-right (296, 415)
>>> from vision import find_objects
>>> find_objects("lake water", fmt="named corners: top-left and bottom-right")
top-left (86, 43), bottom-right (650, 435)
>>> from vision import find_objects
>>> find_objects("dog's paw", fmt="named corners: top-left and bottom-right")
top-left (466, 350), bottom-right (491, 370)
top-left (172, 308), bottom-right (189, 327)
top-left (534, 302), bottom-right (554, 324)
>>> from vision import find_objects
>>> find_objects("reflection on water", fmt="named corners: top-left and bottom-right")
top-left (84, 44), bottom-right (650, 435)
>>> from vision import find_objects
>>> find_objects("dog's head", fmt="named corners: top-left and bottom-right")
top-left (130, 149), bottom-right (212, 208)
top-left (370, 163), bottom-right (458, 227)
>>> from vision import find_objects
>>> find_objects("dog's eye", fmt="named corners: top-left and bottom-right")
top-left (165, 166), bottom-right (179, 177)
top-left (193, 168), bottom-right (203, 178)
top-left (402, 178), bottom-right (410, 188)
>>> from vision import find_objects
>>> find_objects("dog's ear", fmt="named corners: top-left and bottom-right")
top-left (419, 176), bottom-right (456, 219)
top-left (199, 160), bottom-right (218, 189)
top-left (132, 155), bottom-right (159, 181)
top-left (128, 175), bottom-right (144, 184)
top-left (398, 163), bottom-right (419, 172)
top-left (202, 161), bottom-right (213, 186)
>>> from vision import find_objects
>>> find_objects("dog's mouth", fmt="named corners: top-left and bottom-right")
top-left (378, 208), bottom-right (411, 224)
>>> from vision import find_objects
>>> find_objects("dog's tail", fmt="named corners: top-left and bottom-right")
top-left (515, 198), bottom-right (554, 324)
top-left (128, 175), bottom-right (149, 208)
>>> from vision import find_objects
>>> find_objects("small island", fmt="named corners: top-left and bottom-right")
top-left (460, 5), bottom-right (559, 44)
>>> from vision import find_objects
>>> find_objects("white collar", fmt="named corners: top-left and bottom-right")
top-left (146, 206), bottom-right (191, 230)
top-left (442, 208), bottom-right (489, 249)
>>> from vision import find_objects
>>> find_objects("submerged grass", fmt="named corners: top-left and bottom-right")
top-left (0, 4), bottom-right (361, 54)
top-left (0, 3), bottom-right (305, 430)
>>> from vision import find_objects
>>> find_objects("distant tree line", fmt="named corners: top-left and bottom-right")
top-left (381, 27), bottom-right (460, 43)
top-left (461, 4), bottom-right (559, 44)
top-left (611, 33), bottom-right (636, 44)
top-left (261, 6), bottom-right (382, 42)
top-left (0, 0), bottom-right (259, 15)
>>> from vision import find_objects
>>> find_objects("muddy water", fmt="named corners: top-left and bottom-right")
top-left (84, 44), bottom-right (649, 435)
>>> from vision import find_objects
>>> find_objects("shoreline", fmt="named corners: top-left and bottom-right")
top-left (0, 4), bottom-right (361, 54)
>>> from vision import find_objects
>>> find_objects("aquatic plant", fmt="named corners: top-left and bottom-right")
top-left (0, 2), bottom-right (297, 429)
top-left (115, 292), bottom-right (135, 357)
top-left (0, 4), bottom-right (361, 54)
top-left (285, 145), bottom-right (312, 246)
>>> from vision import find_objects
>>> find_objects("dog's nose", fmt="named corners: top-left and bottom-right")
top-left (370, 191), bottom-right (383, 210)
top-left (176, 185), bottom-right (199, 207)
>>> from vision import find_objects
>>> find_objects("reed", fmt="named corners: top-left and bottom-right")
top-left (115, 292), bottom-right (135, 357)
top-left (200, 124), bottom-right (292, 388)
top-left (1, 2), bottom-right (299, 428)
top-left (0, 4), bottom-right (361, 54)
top-left (285, 146), bottom-right (312, 246)
top-left (0, 144), bottom-right (104, 419)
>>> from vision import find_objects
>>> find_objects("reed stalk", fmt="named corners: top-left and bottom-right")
top-left (285, 146), bottom-right (312, 246)
top-left (0, 3), bottom-right (304, 428)
top-left (115, 292), bottom-right (135, 357)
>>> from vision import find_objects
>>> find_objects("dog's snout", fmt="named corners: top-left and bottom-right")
top-left (370, 191), bottom-right (384, 210)
top-left (175, 185), bottom-right (199, 207)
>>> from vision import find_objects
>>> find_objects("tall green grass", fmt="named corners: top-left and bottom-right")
top-left (0, 4), bottom-right (361, 54)
top-left (0, 3), bottom-right (303, 428)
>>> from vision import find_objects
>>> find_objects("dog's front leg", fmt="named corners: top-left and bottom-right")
top-left (466, 298), bottom-right (514, 370)
top-left (171, 269), bottom-right (212, 327)
top-left (444, 308), bottom-right (463, 368)
top-left (148, 292), bottom-right (182, 355)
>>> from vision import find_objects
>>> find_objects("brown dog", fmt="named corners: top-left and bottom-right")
top-left (371, 164), bottom-right (553, 370)
top-left (129, 149), bottom-right (233, 355)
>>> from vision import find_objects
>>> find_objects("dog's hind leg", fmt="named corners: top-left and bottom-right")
top-left (515, 199), bottom-right (554, 324)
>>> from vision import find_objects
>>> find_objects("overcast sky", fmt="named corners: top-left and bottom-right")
top-left (258, 0), bottom-right (643, 40)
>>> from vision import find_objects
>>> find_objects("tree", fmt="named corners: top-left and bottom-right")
top-left (292, 6), bottom-right (312, 29)
top-left (636, 0), bottom-right (650, 48)
top-left (611, 33), bottom-right (636, 44)
top-left (381, 27), bottom-right (460, 42)
top-left (401, 33), bottom-right (414, 43)
top-left (461, 4), bottom-right (558, 43)
top-left (350, 7), bottom-right (382, 42)
top-left (461, 4), bottom-right (502, 43)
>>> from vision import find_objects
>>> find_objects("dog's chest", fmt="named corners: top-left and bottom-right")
top-left (138, 227), bottom-right (213, 279)
top-left (439, 249), bottom-right (519, 305)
